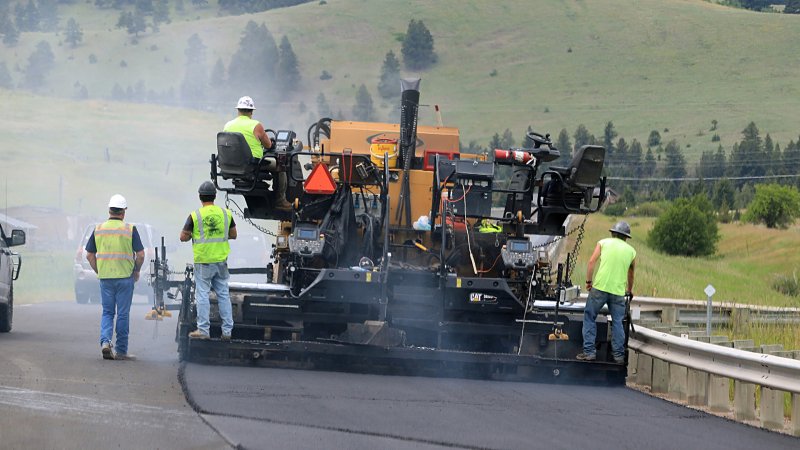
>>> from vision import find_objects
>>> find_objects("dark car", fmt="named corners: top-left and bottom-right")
top-left (73, 223), bottom-right (157, 304)
top-left (0, 224), bottom-right (25, 332)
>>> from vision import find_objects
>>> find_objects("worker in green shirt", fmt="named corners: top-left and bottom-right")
top-left (577, 220), bottom-right (636, 364)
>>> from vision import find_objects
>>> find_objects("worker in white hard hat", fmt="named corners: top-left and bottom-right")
top-left (84, 194), bottom-right (145, 361)
top-left (223, 96), bottom-right (291, 210)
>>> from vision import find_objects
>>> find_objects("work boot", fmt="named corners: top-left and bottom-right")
top-left (101, 342), bottom-right (115, 360)
top-left (221, 334), bottom-right (231, 341)
top-left (613, 355), bottom-right (625, 364)
top-left (274, 199), bottom-right (293, 210)
top-left (575, 352), bottom-right (596, 361)
top-left (189, 330), bottom-right (210, 340)
top-left (114, 353), bottom-right (137, 361)
top-left (274, 172), bottom-right (292, 210)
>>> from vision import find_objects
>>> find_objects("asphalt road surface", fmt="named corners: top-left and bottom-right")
top-left (0, 300), bottom-right (228, 450)
top-left (3, 301), bottom-right (799, 450)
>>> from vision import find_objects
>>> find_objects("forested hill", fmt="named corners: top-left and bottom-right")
top-left (2, 0), bottom-right (800, 213)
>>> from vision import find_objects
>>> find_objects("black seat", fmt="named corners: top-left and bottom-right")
top-left (549, 145), bottom-right (605, 188)
top-left (217, 132), bottom-right (258, 178)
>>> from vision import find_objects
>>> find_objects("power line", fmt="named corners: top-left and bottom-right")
top-left (607, 174), bottom-right (800, 182)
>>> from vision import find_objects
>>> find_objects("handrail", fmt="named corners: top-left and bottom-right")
top-left (628, 326), bottom-right (800, 394)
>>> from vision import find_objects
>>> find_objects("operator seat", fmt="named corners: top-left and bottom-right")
top-left (217, 132), bottom-right (257, 178)
top-left (536, 145), bottom-right (606, 234)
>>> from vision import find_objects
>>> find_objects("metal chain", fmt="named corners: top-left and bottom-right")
top-left (527, 215), bottom-right (586, 251)
top-left (225, 194), bottom-right (278, 237)
top-left (565, 215), bottom-right (588, 283)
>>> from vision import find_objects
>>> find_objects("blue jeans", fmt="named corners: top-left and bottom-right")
top-left (194, 262), bottom-right (233, 336)
top-left (99, 276), bottom-right (134, 354)
top-left (582, 288), bottom-right (626, 359)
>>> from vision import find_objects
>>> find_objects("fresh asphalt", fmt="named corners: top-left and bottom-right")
top-left (2, 301), bottom-right (799, 450)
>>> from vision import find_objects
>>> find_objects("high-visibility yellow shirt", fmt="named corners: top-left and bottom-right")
top-left (95, 220), bottom-right (135, 279)
top-left (190, 205), bottom-right (232, 264)
top-left (223, 115), bottom-right (263, 158)
top-left (593, 237), bottom-right (636, 296)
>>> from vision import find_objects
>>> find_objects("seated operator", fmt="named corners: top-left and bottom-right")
top-left (223, 96), bottom-right (291, 210)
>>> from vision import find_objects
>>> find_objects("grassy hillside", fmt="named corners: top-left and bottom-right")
top-left (3, 0), bottom-right (800, 155)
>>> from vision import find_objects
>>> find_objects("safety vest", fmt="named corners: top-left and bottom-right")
top-left (593, 237), bottom-right (636, 296)
top-left (95, 220), bottom-right (135, 279)
top-left (191, 205), bottom-right (232, 264)
top-left (223, 115), bottom-right (263, 159)
top-left (478, 219), bottom-right (502, 233)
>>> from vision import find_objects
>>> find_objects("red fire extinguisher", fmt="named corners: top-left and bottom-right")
top-left (494, 149), bottom-right (535, 164)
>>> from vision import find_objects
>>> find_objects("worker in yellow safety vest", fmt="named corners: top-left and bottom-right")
top-left (223, 96), bottom-right (291, 210)
top-left (85, 194), bottom-right (145, 361)
top-left (180, 181), bottom-right (237, 340)
top-left (577, 220), bottom-right (636, 364)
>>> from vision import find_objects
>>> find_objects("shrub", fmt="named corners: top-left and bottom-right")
top-left (629, 201), bottom-right (666, 217)
top-left (711, 134), bottom-right (720, 142)
top-left (319, 70), bottom-right (332, 80)
top-left (742, 183), bottom-right (800, 229)
top-left (647, 196), bottom-right (719, 257)
top-left (603, 202), bottom-right (627, 217)
top-left (772, 272), bottom-right (799, 297)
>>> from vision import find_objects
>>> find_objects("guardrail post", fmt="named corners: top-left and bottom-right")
top-left (627, 350), bottom-right (638, 380)
top-left (708, 374), bottom-right (731, 412)
top-left (661, 306), bottom-right (677, 326)
top-left (687, 369), bottom-right (708, 406)
top-left (652, 358), bottom-right (669, 394)
top-left (668, 364), bottom-right (688, 401)
top-left (760, 346), bottom-right (787, 431)
top-left (636, 353), bottom-right (653, 388)
top-left (793, 350), bottom-right (800, 437)
top-left (732, 307), bottom-right (751, 334)
top-left (733, 340), bottom-right (756, 421)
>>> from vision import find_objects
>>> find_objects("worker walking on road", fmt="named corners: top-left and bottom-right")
top-left (180, 181), bottom-right (237, 340)
top-left (85, 194), bottom-right (145, 360)
top-left (577, 220), bottom-right (636, 364)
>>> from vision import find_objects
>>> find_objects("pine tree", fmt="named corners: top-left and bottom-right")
top-left (377, 50), bottom-right (401, 99)
top-left (644, 147), bottom-right (656, 177)
top-left (555, 128), bottom-right (572, 165)
top-left (153, 0), bottom-right (171, 30)
top-left (64, 18), bottom-right (83, 48)
top-left (316, 92), bottom-right (331, 118)
top-left (228, 21), bottom-right (278, 94)
top-left (401, 19), bottom-right (436, 70)
top-left (603, 121), bottom-right (617, 158)
top-left (277, 35), bottom-right (300, 95)
top-left (786, 0), bottom-right (800, 13)
top-left (2, 22), bottom-right (20, 46)
top-left (352, 84), bottom-right (375, 121)
top-left (573, 124), bottom-right (591, 152)
top-left (0, 62), bottom-right (13, 89)
top-left (500, 128), bottom-right (514, 148)
top-left (39, 0), bottom-right (59, 30)
top-left (23, 40), bottom-right (55, 89)
top-left (180, 33), bottom-right (207, 108)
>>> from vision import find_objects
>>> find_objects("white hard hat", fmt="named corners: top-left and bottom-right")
top-left (108, 194), bottom-right (127, 209)
top-left (236, 96), bottom-right (256, 110)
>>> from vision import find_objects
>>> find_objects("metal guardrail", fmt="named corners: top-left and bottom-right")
top-left (629, 326), bottom-right (800, 394)
top-left (628, 325), bottom-right (800, 435)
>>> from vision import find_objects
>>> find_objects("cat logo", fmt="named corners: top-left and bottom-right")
top-left (469, 293), bottom-right (498, 304)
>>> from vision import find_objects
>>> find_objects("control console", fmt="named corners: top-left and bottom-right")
top-left (501, 238), bottom-right (536, 269)
top-left (288, 222), bottom-right (324, 257)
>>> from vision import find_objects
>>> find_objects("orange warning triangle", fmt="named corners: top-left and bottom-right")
top-left (304, 163), bottom-right (337, 194)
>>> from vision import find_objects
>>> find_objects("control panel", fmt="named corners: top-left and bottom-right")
top-left (288, 223), bottom-right (324, 257)
top-left (274, 130), bottom-right (296, 152)
top-left (501, 238), bottom-right (536, 269)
